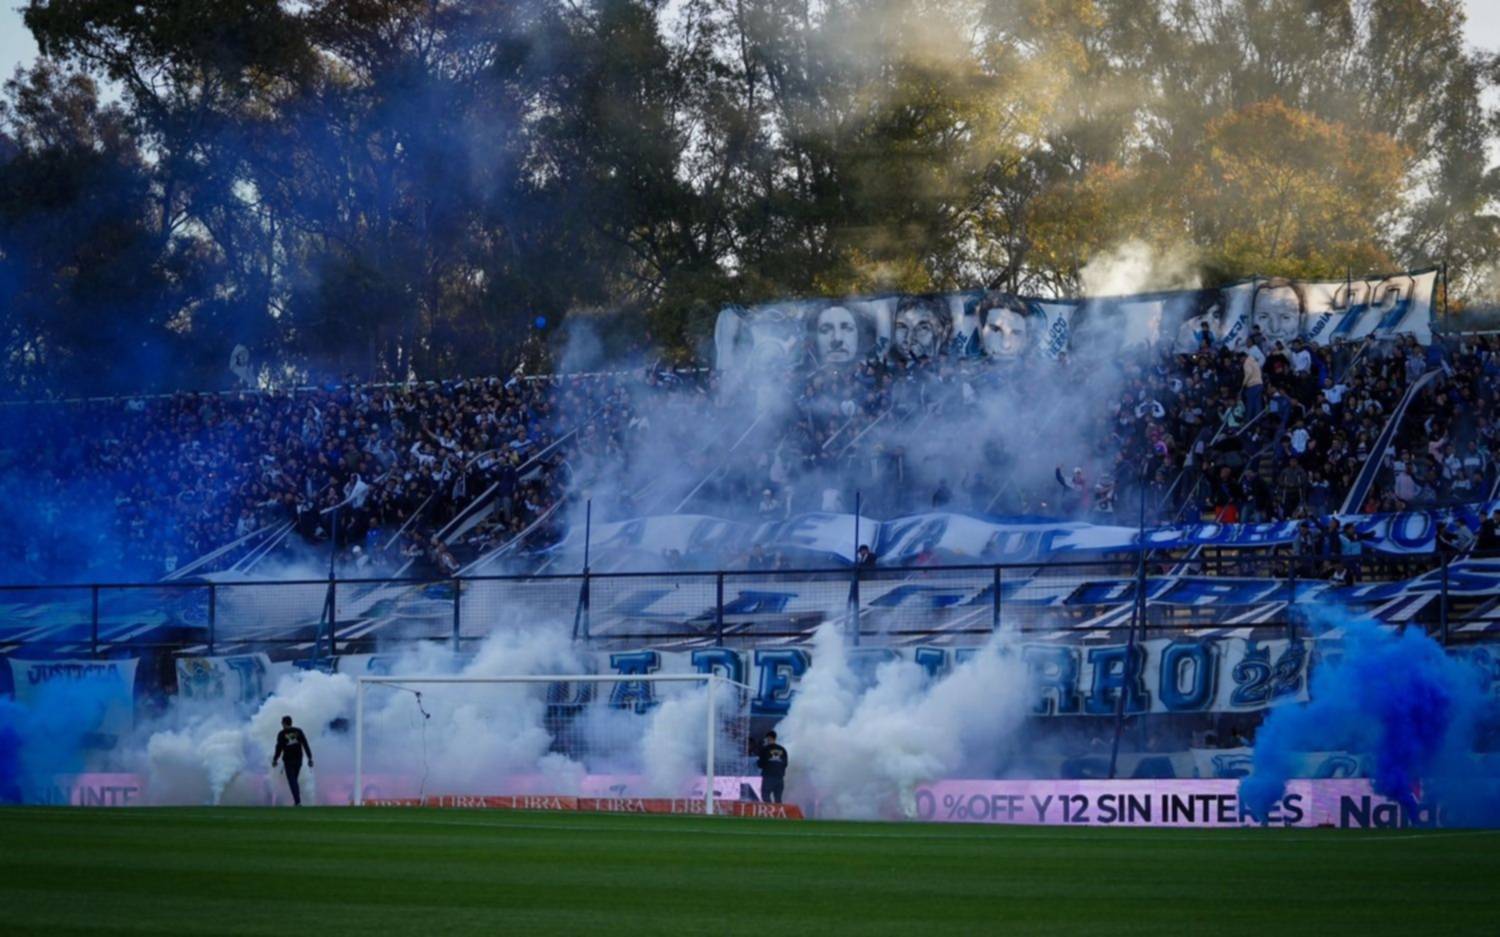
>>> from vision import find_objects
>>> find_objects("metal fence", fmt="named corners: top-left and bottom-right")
top-left (1, 550), bottom-right (1496, 661)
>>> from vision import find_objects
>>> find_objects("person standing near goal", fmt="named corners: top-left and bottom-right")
top-left (272, 716), bottom-right (314, 806)
top-left (755, 731), bottom-right (788, 804)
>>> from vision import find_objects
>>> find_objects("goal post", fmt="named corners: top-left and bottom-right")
top-left (353, 673), bottom-right (752, 814)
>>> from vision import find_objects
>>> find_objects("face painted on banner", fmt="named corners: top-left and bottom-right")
top-left (892, 297), bottom-right (951, 362)
top-left (813, 304), bottom-right (859, 364)
top-left (1250, 280), bottom-right (1304, 343)
top-left (983, 307), bottom-right (1029, 357)
top-left (976, 293), bottom-right (1033, 359)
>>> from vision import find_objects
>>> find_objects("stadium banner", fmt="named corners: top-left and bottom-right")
top-left (906, 779), bottom-right (1443, 828)
top-left (715, 268), bottom-right (1436, 369)
top-left (27, 773), bottom-right (145, 807)
top-left (6, 657), bottom-right (138, 736)
top-left (332, 652), bottom-right (472, 678)
top-left (1188, 747), bottom-right (1366, 779)
top-left (175, 653), bottom-right (293, 707)
top-left (553, 500), bottom-right (1500, 567)
top-left (322, 772), bottom-right (757, 808)
top-left (539, 559), bottom-right (1499, 639)
top-left (596, 639), bottom-right (1312, 717)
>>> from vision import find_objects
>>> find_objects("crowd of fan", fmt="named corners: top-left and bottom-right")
top-left (0, 374), bottom-right (640, 582)
top-left (3, 324), bottom-right (1499, 584)
top-left (723, 326), bottom-right (1500, 551)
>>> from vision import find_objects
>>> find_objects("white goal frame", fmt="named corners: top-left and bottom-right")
top-left (354, 673), bottom-right (751, 815)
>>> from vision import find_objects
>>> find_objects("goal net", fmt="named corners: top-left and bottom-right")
top-left (353, 673), bottom-right (753, 814)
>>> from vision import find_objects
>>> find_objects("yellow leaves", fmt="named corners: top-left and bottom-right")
top-left (1181, 98), bottom-right (1406, 279)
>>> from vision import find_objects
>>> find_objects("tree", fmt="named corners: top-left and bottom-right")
top-left (4, 0), bottom-right (1498, 389)
top-left (0, 63), bottom-right (188, 393)
top-left (1183, 97), bottom-right (1406, 280)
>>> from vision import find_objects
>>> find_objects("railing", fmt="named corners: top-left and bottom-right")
top-left (1, 549), bottom-right (1496, 661)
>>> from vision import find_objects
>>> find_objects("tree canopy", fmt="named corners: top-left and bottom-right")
top-left (2, 0), bottom-right (1496, 393)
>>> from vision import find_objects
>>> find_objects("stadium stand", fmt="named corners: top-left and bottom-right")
top-left (1, 330), bottom-right (1497, 584)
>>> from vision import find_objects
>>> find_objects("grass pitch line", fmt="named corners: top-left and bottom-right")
top-left (10, 806), bottom-right (1497, 844)
top-left (55, 806), bottom-right (1497, 845)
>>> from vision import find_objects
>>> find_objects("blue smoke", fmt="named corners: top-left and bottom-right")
top-left (0, 674), bottom-right (127, 804)
top-left (1240, 610), bottom-right (1500, 826)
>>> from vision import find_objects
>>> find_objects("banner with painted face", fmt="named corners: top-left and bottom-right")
top-left (713, 268), bottom-right (1436, 370)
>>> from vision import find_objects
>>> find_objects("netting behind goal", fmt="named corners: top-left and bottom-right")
top-left (354, 674), bottom-right (752, 810)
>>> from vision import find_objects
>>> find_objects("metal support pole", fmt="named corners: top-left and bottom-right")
top-left (329, 504), bottom-right (339, 579)
top-left (583, 499), bottom-right (591, 642)
top-left (992, 565), bottom-right (1001, 632)
top-left (207, 583), bottom-right (217, 656)
top-left (90, 585), bottom-right (100, 658)
top-left (851, 491), bottom-right (862, 646)
top-left (354, 678), bottom-right (365, 806)
top-left (328, 579), bottom-right (338, 659)
top-left (715, 572), bottom-right (725, 647)
top-left (1286, 558), bottom-right (1297, 641)
top-left (576, 499), bottom-right (593, 643)
top-left (1440, 555), bottom-right (1450, 646)
top-left (452, 578), bottom-right (462, 652)
top-left (705, 673), bottom-right (718, 817)
top-left (1108, 461), bottom-right (1151, 780)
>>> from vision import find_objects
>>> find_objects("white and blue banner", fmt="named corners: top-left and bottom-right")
top-left (534, 557), bottom-right (1498, 643)
top-left (277, 638), bottom-right (1493, 721)
top-left (175, 654), bottom-right (292, 708)
top-left (593, 639), bottom-right (1312, 718)
top-left (6, 657), bottom-right (139, 736)
top-left (554, 500), bottom-right (1500, 568)
top-left (715, 268), bottom-right (1437, 369)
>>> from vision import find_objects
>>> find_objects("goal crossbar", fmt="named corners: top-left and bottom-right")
top-left (353, 673), bottom-right (752, 814)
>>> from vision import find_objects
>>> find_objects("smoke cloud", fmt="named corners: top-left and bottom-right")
top-left (1078, 240), bottom-right (1200, 298)
top-left (0, 674), bottom-right (127, 803)
top-left (554, 237), bottom-right (1200, 572)
top-left (1240, 609), bottom-right (1500, 826)
top-left (775, 623), bottom-right (1031, 819)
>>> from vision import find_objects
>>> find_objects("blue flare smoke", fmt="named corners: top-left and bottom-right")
top-left (0, 675), bottom-right (127, 804)
top-left (1240, 611), bottom-right (1499, 826)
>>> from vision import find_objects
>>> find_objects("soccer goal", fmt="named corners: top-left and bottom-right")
top-left (353, 673), bottom-right (753, 814)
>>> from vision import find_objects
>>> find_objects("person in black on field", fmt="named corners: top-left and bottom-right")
top-left (272, 715), bottom-right (314, 806)
top-left (756, 730), bottom-right (788, 804)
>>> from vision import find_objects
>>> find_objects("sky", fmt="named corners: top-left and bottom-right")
top-left (1, 4), bottom-right (36, 80)
top-left (1468, 0), bottom-right (1500, 52)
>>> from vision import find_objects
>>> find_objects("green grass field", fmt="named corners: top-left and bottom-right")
top-left (1, 808), bottom-right (1496, 936)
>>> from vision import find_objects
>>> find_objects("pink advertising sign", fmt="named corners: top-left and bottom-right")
top-left (910, 779), bottom-right (1438, 829)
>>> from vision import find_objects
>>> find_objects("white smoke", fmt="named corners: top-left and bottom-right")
top-left (129, 616), bottom-right (745, 804)
top-left (776, 624), bottom-right (1032, 820)
top-left (125, 243), bottom-right (1202, 808)
top-left (1079, 239), bottom-right (1199, 298)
